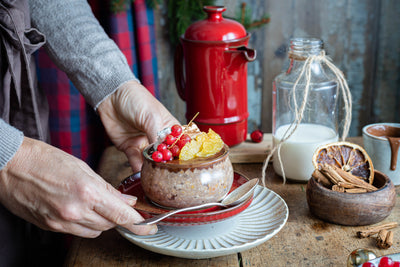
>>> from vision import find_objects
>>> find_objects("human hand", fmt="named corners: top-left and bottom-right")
top-left (0, 137), bottom-right (157, 237)
top-left (98, 80), bottom-right (180, 172)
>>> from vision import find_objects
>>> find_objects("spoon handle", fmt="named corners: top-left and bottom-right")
top-left (135, 202), bottom-right (224, 225)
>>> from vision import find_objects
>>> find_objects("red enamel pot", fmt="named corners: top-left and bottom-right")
top-left (174, 6), bottom-right (256, 147)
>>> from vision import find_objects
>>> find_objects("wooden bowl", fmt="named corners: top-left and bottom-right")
top-left (306, 170), bottom-right (396, 226)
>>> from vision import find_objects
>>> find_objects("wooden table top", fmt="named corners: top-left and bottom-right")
top-left (64, 137), bottom-right (400, 266)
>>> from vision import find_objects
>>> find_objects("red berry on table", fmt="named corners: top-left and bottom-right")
top-left (165, 134), bottom-right (176, 146)
top-left (177, 134), bottom-right (191, 148)
top-left (250, 130), bottom-right (263, 143)
top-left (171, 124), bottom-right (182, 137)
top-left (151, 151), bottom-right (163, 162)
top-left (162, 149), bottom-right (173, 161)
top-left (379, 257), bottom-right (394, 267)
top-left (157, 143), bottom-right (168, 151)
top-left (169, 145), bottom-right (180, 158)
top-left (392, 262), bottom-right (400, 267)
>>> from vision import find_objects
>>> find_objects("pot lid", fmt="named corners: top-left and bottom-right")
top-left (183, 6), bottom-right (247, 41)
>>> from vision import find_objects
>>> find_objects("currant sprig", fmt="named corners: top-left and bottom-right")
top-left (150, 112), bottom-right (200, 162)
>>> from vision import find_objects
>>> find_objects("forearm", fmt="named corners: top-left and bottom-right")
top-left (29, 0), bottom-right (138, 109)
top-left (0, 119), bottom-right (24, 170)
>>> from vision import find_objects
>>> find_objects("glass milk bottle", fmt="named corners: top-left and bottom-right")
top-left (272, 38), bottom-right (339, 182)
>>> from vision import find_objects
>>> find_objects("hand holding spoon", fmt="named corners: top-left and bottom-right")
top-left (135, 178), bottom-right (259, 225)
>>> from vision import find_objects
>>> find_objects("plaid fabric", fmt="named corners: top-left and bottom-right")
top-left (35, 1), bottom-right (159, 167)
top-left (35, 51), bottom-right (106, 167)
top-left (132, 0), bottom-right (159, 98)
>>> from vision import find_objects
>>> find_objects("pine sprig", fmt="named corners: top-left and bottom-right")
top-left (167, 0), bottom-right (214, 45)
top-left (110, 0), bottom-right (131, 13)
top-left (230, 3), bottom-right (270, 31)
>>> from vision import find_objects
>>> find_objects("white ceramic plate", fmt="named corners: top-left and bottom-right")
top-left (117, 185), bottom-right (288, 259)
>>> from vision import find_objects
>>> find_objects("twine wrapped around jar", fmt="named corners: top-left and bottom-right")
top-left (262, 50), bottom-right (352, 186)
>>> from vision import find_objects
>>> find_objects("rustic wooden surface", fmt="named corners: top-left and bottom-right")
top-left (154, 0), bottom-right (400, 136)
top-left (229, 133), bottom-right (272, 163)
top-left (64, 137), bottom-right (400, 267)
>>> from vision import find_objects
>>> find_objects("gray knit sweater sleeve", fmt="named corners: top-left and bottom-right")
top-left (0, 119), bottom-right (24, 170)
top-left (29, 0), bottom-right (139, 109)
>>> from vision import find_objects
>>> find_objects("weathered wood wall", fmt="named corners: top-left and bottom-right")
top-left (154, 0), bottom-right (400, 136)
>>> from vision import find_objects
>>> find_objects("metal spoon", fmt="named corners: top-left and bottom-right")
top-left (135, 178), bottom-right (259, 225)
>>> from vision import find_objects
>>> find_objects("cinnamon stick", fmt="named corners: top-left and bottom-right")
top-left (357, 222), bottom-right (398, 238)
top-left (377, 230), bottom-right (394, 249)
top-left (337, 181), bottom-right (357, 189)
top-left (312, 169), bottom-right (332, 187)
top-left (345, 188), bottom-right (367, 193)
top-left (322, 171), bottom-right (338, 185)
top-left (320, 164), bottom-right (346, 184)
top-left (331, 165), bottom-right (378, 192)
top-left (332, 185), bottom-right (345, 192)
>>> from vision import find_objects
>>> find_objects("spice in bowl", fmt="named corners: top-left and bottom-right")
top-left (306, 141), bottom-right (396, 226)
top-left (311, 141), bottom-right (376, 193)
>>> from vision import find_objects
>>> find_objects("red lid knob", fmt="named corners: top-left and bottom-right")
top-left (183, 6), bottom-right (247, 41)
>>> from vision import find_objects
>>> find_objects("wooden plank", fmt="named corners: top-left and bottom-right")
top-left (153, 5), bottom-right (186, 124)
top-left (259, 0), bottom-right (293, 134)
top-left (229, 133), bottom-right (272, 163)
top-left (374, 0), bottom-right (400, 123)
top-left (65, 229), bottom-right (239, 267)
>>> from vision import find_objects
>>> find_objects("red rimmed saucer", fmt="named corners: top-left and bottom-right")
top-left (118, 172), bottom-right (253, 226)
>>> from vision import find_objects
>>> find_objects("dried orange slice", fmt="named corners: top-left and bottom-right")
top-left (312, 141), bottom-right (374, 184)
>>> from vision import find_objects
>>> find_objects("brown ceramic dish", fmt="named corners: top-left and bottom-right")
top-left (306, 170), bottom-right (396, 226)
top-left (140, 144), bottom-right (234, 209)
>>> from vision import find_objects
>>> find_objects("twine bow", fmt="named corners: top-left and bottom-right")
top-left (261, 51), bottom-right (352, 186)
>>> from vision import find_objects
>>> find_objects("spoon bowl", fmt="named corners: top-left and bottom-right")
top-left (135, 178), bottom-right (259, 225)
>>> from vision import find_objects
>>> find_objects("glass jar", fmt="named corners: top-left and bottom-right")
top-left (272, 38), bottom-right (339, 182)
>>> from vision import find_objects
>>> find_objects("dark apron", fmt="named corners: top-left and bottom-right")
top-left (0, 0), bottom-right (49, 140)
top-left (0, 1), bottom-right (65, 265)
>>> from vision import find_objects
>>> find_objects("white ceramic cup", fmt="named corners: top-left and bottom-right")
top-left (362, 123), bottom-right (400, 186)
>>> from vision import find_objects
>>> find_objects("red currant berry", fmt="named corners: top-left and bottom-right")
top-left (250, 130), bottom-right (263, 143)
top-left (165, 134), bottom-right (176, 146)
top-left (162, 149), bottom-right (173, 161)
top-left (151, 151), bottom-right (163, 162)
top-left (362, 263), bottom-right (376, 267)
top-left (379, 257), bottom-right (394, 267)
top-left (157, 143), bottom-right (168, 151)
top-left (169, 145), bottom-right (180, 158)
top-left (177, 134), bottom-right (191, 148)
top-left (171, 124), bottom-right (183, 137)
top-left (392, 262), bottom-right (400, 267)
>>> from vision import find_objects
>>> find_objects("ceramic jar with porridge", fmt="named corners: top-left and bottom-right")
top-left (140, 124), bottom-right (234, 209)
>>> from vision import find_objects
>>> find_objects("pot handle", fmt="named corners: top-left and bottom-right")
top-left (174, 42), bottom-right (186, 101)
top-left (227, 46), bottom-right (257, 62)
